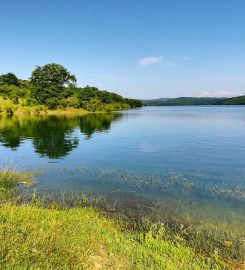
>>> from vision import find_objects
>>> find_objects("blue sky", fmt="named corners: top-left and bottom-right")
top-left (0, 0), bottom-right (244, 99)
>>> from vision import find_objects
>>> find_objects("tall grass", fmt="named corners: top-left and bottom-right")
top-left (0, 167), bottom-right (35, 200)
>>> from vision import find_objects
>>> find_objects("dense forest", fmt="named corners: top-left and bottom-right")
top-left (0, 63), bottom-right (142, 114)
top-left (143, 96), bottom-right (245, 106)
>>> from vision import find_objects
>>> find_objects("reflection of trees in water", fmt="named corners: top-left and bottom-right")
top-left (0, 115), bottom-right (79, 158)
top-left (0, 113), bottom-right (123, 158)
top-left (79, 113), bottom-right (122, 139)
top-left (0, 115), bottom-right (24, 149)
top-left (31, 116), bottom-right (79, 159)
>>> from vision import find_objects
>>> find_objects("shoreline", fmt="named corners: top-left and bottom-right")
top-left (0, 106), bottom-right (90, 116)
top-left (0, 168), bottom-right (244, 269)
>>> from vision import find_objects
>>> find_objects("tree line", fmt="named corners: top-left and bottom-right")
top-left (0, 63), bottom-right (142, 111)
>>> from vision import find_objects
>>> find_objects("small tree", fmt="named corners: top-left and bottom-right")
top-left (0, 73), bottom-right (19, 86)
top-left (30, 63), bottom-right (77, 107)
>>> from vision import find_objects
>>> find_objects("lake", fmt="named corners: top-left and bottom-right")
top-left (0, 106), bottom-right (244, 234)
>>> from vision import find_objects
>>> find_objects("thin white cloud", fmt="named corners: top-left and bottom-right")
top-left (138, 56), bottom-right (162, 66)
top-left (199, 90), bottom-right (237, 98)
top-left (138, 56), bottom-right (186, 67)
top-left (174, 55), bottom-right (190, 62)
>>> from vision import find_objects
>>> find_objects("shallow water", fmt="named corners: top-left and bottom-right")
top-left (0, 106), bottom-right (244, 234)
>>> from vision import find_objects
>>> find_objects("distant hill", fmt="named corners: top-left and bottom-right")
top-left (142, 95), bottom-right (245, 106)
top-left (221, 95), bottom-right (245, 105)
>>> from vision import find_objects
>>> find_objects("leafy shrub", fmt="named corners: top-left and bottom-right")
top-left (0, 73), bottom-right (19, 86)
top-left (33, 105), bottom-right (47, 114)
top-left (60, 97), bottom-right (80, 108)
top-left (2, 101), bottom-right (15, 115)
top-left (46, 98), bottom-right (58, 109)
top-left (12, 96), bottom-right (19, 104)
top-left (22, 98), bottom-right (39, 106)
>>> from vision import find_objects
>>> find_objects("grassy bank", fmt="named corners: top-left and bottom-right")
top-left (0, 97), bottom-right (89, 116)
top-left (0, 168), bottom-right (242, 269)
top-left (0, 96), bottom-right (137, 116)
top-left (0, 204), bottom-right (230, 270)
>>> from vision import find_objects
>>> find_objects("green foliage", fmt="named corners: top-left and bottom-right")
top-left (30, 63), bottom-right (77, 107)
top-left (0, 64), bottom-right (142, 112)
top-left (12, 95), bottom-right (19, 104)
top-left (126, 98), bottom-right (144, 108)
top-left (75, 86), bottom-right (142, 111)
top-left (1, 100), bottom-right (15, 115)
top-left (0, 84), bottom-right (19, 99)
top-left (45, 97), bottom-right (59, 109)
top-left (0, 82), bottom-right (31, 102)
top-left (60, 96), bottom-right (80, 108)
top-left (21, 97), bottom-right (39, 106)
top-left (80, 97), bottom-right (104, 112)
top-left (33, 105), bottom-right (48, 114)
top-left (31, 63), bottom-right (76, 86)
top-left (0, 73), bottom-right (19, 86)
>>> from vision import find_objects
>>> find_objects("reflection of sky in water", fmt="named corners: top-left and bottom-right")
top-left (0, 106), bottom-right (245, 234)
top-left (139, 143), bottom-right (160, 153)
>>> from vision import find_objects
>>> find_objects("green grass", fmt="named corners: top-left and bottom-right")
top-left (0, 167), bottom-right (36, 200)
top-left (0, 168), bottom-right (19, 191)
top-left (0, 203), bottom-right (229, 270)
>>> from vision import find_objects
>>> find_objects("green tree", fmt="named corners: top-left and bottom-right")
top-left (0, 73), bottom-right (19, 86)
top-left (30, 64), bottom-right (77, 108)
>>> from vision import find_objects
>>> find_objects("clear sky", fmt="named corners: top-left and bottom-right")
top-left (0, 0), bottom-right (244, 99)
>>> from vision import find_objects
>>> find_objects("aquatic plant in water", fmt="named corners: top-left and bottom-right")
top-left (0, 166), bottom-right (38, 201)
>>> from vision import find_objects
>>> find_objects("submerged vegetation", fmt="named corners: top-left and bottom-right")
top-left (71, 166), bottom-right (245, 202)
top-left (0, 166), bottom-right (36, 200)
top-left (0, 64), bottom-right (142, 115)
top-left (0, 167), bottom-right (244, 269)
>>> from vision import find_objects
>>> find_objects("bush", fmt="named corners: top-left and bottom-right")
top-left (0, 73), bottom-right (19, 86)
top-left (80, 98), bottom-right (104, 112)
top-left (12, 96), bottom-right (19, 104)
top-left (22, 107), bottom-right (31, 115)
top-left (22, 97), bottom-right (39, 106)
top-left (33, 105), bottom-right (47, 114)
top-left (60, 96), bottom-right (80, 108)
top-left (46, 98), bottom-right (58, 109)
top-left (2, 101), bottom-right (15, 115)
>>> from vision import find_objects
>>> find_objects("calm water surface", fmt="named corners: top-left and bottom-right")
top-left (0, 106), bottom-right (244, 234)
